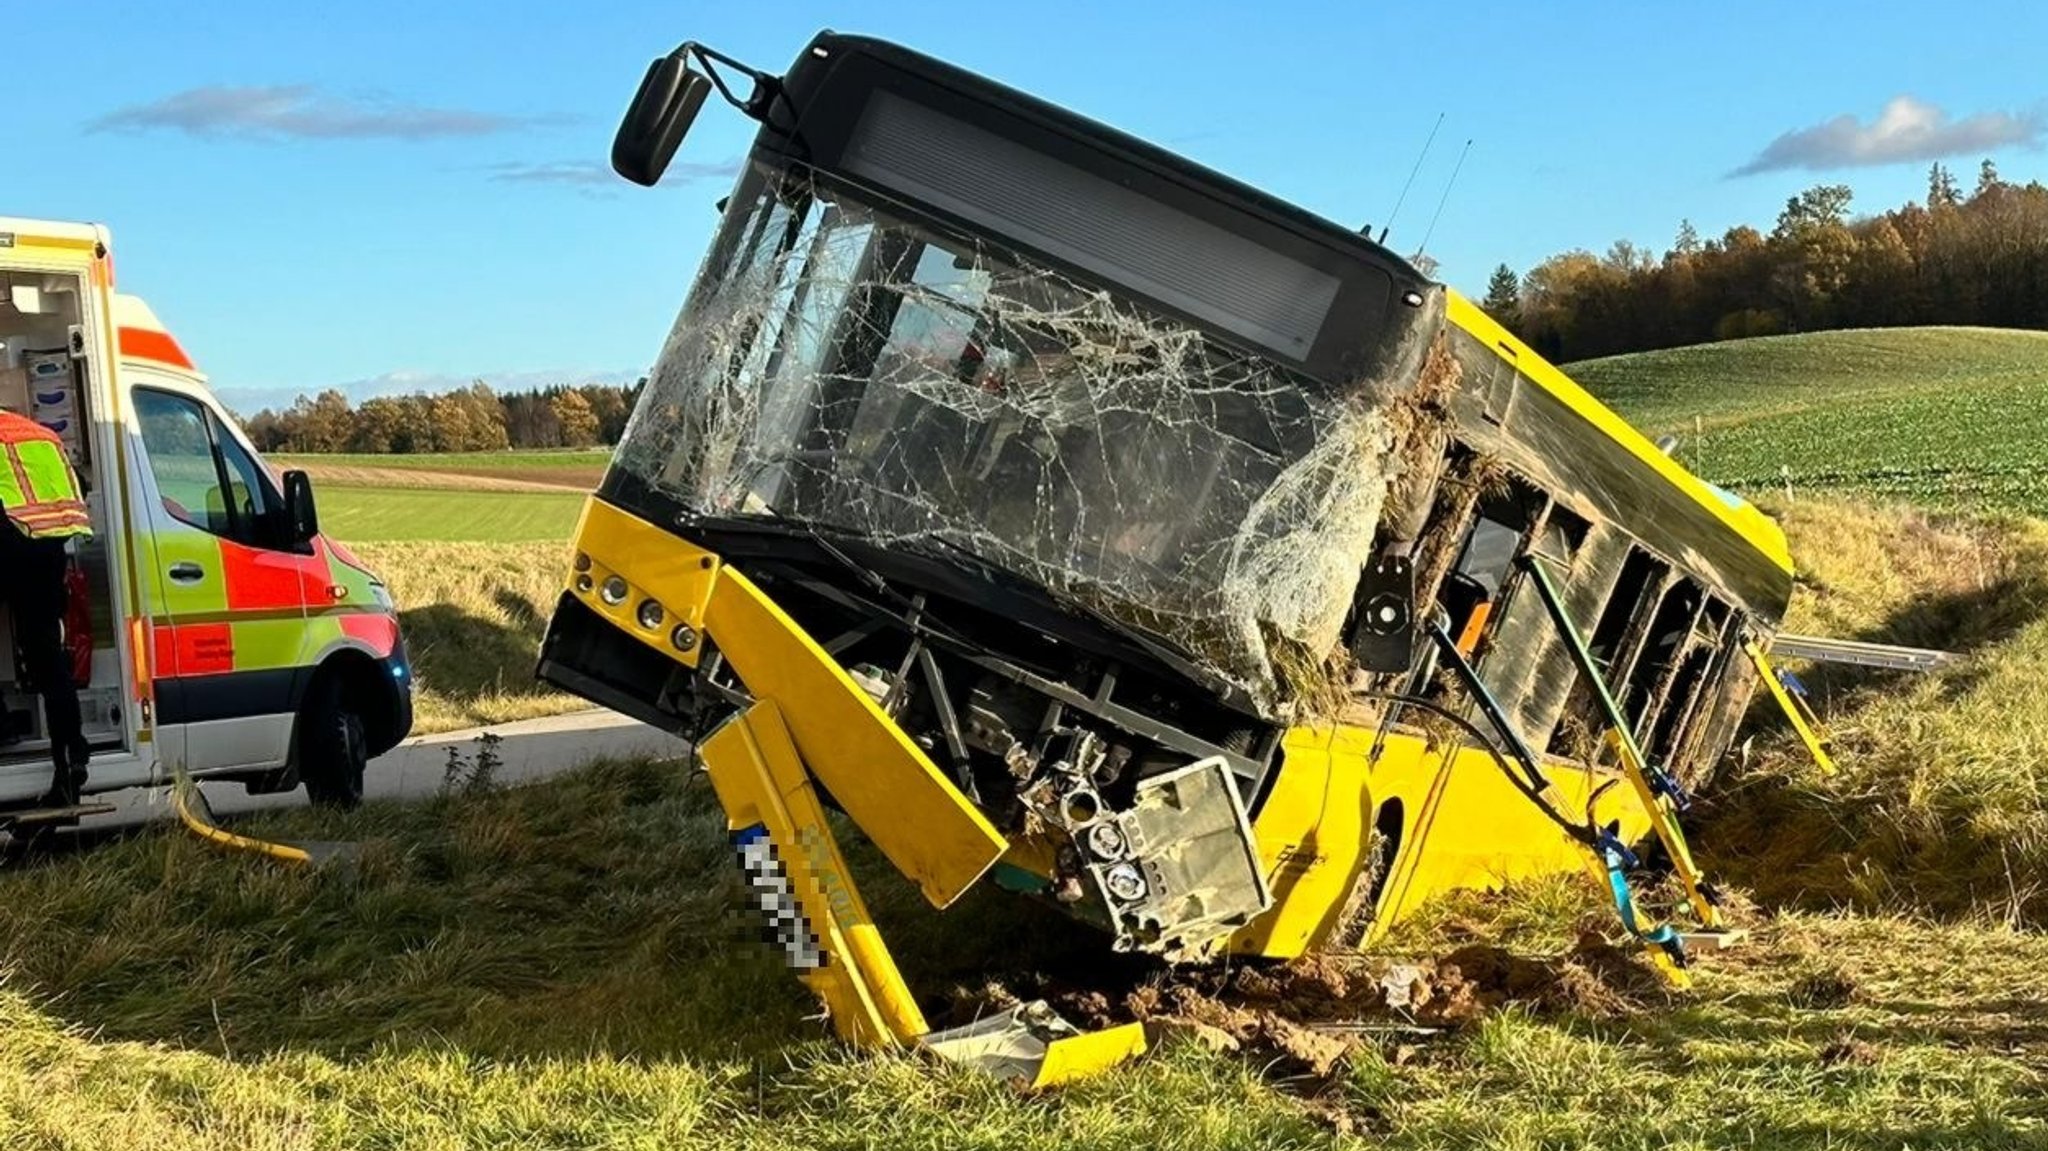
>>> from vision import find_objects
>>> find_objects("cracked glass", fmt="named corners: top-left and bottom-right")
top-left (616, 166), bottom-right (1405, 712)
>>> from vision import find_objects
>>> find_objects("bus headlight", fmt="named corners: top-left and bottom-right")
top-left (600, 576), bottom-right (629, 605)
top-left (636, 599), bottom-right (665, 629)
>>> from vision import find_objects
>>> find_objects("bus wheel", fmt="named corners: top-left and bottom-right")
top-left (300, 678), bottom-right (368, 810)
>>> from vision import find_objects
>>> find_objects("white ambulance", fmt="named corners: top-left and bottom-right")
top-left (0, 216), bottom-right (413, 826)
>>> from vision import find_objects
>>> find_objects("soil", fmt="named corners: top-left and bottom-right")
top-left (944, 929), bottom-right (1674, 1098)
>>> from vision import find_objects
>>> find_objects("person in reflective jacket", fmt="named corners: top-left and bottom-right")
top-left (0, 409), bottom-right (94, 806)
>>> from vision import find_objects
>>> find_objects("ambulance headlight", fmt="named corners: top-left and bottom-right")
top-left (599, 576), bottom-right (629, 605)
top-left (369, 582), bottom-right (394, 612)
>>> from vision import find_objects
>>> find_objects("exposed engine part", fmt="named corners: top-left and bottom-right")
top-left (964, 676), bottom-right (1049, 779)
top-left (1018, 728), bottom-right (1272, 959)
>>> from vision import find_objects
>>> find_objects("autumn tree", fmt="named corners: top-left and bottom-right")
top-left (552, 388), bottom-right (600, 447)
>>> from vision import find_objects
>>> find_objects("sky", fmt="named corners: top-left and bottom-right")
top-left (10, 0), bottom-right (2047, 413)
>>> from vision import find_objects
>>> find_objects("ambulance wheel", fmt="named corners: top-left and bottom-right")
top-left (300, 681), bottom-right (368, 810)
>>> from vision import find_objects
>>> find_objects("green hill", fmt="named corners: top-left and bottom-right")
top-left (1569, 327), bottom-right (2048, 515)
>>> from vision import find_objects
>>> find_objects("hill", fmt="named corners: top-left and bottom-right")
top-left (1570, 327), bottom-right (2048, 515)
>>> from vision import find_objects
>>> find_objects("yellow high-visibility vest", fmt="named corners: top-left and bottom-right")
top-left (0, 412), bottom-right (93, 541)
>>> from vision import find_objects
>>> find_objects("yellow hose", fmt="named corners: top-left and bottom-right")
top-left (171, 781), bottom-right (314, 865)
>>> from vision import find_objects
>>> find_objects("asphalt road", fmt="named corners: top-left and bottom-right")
top-left (76, 709), bottom-right (690, 833)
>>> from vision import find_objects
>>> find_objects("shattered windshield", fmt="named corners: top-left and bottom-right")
top-left (616, 165), bottom-right (1403, 711)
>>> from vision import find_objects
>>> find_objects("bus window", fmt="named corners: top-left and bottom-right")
top-left (1622, 577), bottom-right (1706, 732)
top-left (1439, 477), bottom-right (1543, 657)
top-left (1547, 545), bottom-right (1668, 760)
top-left (1643, 598), bottom-right (1734, 769)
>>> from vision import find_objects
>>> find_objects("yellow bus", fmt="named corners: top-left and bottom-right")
top-left (537, 31), bottom-right (1797, 1082)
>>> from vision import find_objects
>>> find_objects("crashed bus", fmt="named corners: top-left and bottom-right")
top-left (537, 30), bottom-right (1808, 1082)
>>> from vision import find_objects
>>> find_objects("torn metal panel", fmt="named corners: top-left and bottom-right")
top-left (617, 176), bottom-right (1405, 713)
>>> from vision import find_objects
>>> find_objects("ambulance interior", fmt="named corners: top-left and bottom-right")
top-left (1, 270), bottom-right (128, 775)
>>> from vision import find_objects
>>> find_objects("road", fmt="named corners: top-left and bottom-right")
top-left (77, 710), bottom-right (690, 833)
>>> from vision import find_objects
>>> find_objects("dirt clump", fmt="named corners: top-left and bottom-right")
top-left (1788, 966), bottom-right (1861, 1009)
top-left (1820, 1033), bottom-right (1881, 1067)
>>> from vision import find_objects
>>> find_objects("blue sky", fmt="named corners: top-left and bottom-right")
top-left (13, 1), bottom-right (2047, 413)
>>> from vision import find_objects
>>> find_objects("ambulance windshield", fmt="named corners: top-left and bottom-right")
top-left (612, 166), bottom-right (1403, 707)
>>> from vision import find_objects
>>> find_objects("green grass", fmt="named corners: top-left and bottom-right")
top-left (317, 487), bottom-right (584, 542)
top-left (1571, 327), bottom-right (2048, 515)
top-left (1, 762), bottom-right (2041, 1149)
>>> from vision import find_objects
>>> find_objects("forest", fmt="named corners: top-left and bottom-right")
top-left (238, 379), bottom-right (643, 453)
top-left (1484, 160), bottom-right (2048, 362)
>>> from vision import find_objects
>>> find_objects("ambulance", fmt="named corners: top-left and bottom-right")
top-left (0, 216), bottom-right (412, 820)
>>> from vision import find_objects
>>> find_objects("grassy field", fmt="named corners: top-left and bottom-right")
top-left (351, 540), bottom-right (585, 734)
top-left (0, 755), bottom-right (2042, 1149)
top-left (318, 487), bottom-right (585, 542)
top-left (1571, 327), bottom-right (2048, 515)
top-left (6, 339), bottom-right (2040, 1145)
top-left (4, 494), bottom-right (2048, 1146)
top-left (277, 449), bottom-right (608, 490)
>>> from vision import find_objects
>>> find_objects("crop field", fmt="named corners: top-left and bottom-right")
top-left (276, 448), bottom-right (608, 490)
top-left (1571, 326), bottom-right (2048, 515)
top-left (317, 486), bottom-right (585, 543)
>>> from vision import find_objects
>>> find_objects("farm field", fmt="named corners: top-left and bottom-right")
top-left (1571, 326), bottom-right (2048, 515)
top-left (277, 448), bottom-right (609, 490)
top-left (318, 486), bottom-right (585, 542)
top-left (272, 449), bottom-right (599, 730)
top-left (2, 494), bottom-right (2045, 1147)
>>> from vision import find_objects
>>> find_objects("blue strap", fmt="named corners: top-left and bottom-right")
top-left (1646, 763), bottom-right (1692, 811)
top-left (1598, 830), bottom-right (1688, 968)
top-left (1778, 668), bottom-right (1810, 698)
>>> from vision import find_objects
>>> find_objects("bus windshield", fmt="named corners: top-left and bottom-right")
top-left (614, 165), bottom-right (1403, 707)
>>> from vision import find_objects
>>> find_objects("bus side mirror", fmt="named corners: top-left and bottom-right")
top-left (282, 469), bottom-right (319, 545)
top-left (613, 56), bottom-right (713, 187)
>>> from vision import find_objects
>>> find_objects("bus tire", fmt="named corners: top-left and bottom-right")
top-left (300, 678), bottom-right (368, 810)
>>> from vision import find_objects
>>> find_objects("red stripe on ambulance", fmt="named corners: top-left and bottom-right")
top-left (116, 325), bottom-right (196, 371)
top-left (340, 612), bottom-right (398, 658)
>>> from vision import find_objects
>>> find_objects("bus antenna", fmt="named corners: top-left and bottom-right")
top-left (1412, 137), bottom-right (1473, 263)
top-left (1377, 111), bottom-right (1444, 246)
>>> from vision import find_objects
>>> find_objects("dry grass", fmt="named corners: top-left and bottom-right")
top-left (351, 541), bottom-right (587, 734)
top-left (1701, 495), bottom-right (2048, 922)
top-left (2, 761), bottom-right (2045, 1149)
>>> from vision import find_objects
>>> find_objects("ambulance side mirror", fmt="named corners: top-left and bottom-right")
top-left (282, 470), bottom-right (319, 546)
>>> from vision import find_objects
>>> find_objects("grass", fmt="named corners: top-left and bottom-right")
top-left (1571, 327), bottom-right (2048, 515)
top-left (317, 487), bottom-right (585, 542)
top-left (1696, 496), bottom-right (2048, 923)
top-left (0, 760), bottom-right (2041, 1148)
top-left (350, 541), bottom-right (585, 734)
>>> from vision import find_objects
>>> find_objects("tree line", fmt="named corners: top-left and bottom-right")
top-left (1482, 160), bottom-right (2048, 363)
top-left (240, 379), bottom-right (644, 453)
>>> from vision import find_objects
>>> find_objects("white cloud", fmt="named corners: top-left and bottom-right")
top-left (1732, 96), bottom-right (2044, 177)
top-left (214, 367), bottom-right (644, 417)
top-left (487, 158), bottom-right (742, 190)
top-left (90, 84), bottom-right (538, 141)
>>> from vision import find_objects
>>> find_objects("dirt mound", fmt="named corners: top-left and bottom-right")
top-left (945, 932), bottom-right (1673, 1088)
